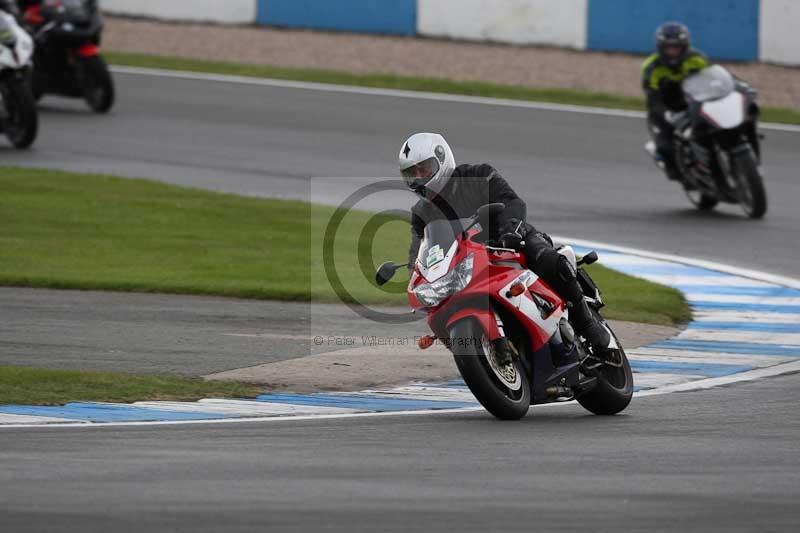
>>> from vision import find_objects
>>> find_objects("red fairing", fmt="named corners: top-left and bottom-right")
top-left (445, 307), bottom-right (501, 342)
top-left (76, 44), bottom-right (101, 58)
top-left (408, 229), bottom-right (566, 353)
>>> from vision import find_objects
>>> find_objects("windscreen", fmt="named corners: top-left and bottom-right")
top-left (683, 65), bottom-right (735, 103)
top-left (416, 219), bottom-right (470, 269)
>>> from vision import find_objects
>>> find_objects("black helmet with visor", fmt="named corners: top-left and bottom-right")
top-left (656, 22), bottom-right (691, 70)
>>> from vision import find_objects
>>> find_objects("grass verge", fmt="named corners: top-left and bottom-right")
top-left (1, 167), bottom-right (689, 325)
top-left (106, 51), bottom-right (800, 126)
top-left (0, 366), bottom-right (261, 405)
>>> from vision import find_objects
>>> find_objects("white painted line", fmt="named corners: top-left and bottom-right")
top-left (628, 351), bottom-right (793, 367)
top-left (683, 294), bottom-right (800, 306)
top-left (633, 373), bottom-right (704, 389)
top-left (110, 66), bottom-right (800, 134)
top-left (0, 406), bottom-right (483, 429)
top-left (132, 400), bottom-right (361, 415)
top-left (0, 414), bottom-right (88, 426)
top-left (693, 311), bottom-right (800, 324)
top-left (675, 329), bottom-right (800, 345)
top-left (635, 359), bottom-right (800, 396)
top-left (593, 255), bottom-right (679, 267)
top-left (642, 276), bottom-right (774, 288)
top-left (359, 386), bottom-right (478, 403)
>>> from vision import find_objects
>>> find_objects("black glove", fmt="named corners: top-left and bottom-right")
top-left (499, 218), bottom-right (527, 250)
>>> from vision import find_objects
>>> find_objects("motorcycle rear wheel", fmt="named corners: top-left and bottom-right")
top-left (449, 318), bottom-right (530, 420)
top-left (3, 80), bottom-right (38, 149)
top-left (576, 313), bottom-right (633, 416)
top-left (732, 148), bottom-right (767, 219)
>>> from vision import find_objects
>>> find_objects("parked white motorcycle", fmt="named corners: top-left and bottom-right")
top-left (0, 10), bottom-right (37, 149)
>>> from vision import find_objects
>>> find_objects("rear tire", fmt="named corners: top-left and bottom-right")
top-left (3, 80), bottom-right (39, 149)
top-left (81, 55), bottom-right (115, 113)
top-left (732, 148), bottom-right (767, 219)
top-left (449, 318), bottom-right (530, 420)
top-left (577, 315), bottom-right (633, 416)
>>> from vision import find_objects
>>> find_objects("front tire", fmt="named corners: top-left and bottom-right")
top-left (577, 316), bottom-right (633, 416)
top-left (81, 55), bottom-right (115, 113)
top-left (685, 189), bottom-right (719, 212)
top-left (449, 318), bottom-right (530, 420)
top-left (3, 80), bottom-right (39, 149)
top-left (732, 148), bottom-right (767, 219)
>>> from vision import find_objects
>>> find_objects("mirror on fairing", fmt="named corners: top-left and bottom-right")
top-left (376, 261), bottom-right (405, 286)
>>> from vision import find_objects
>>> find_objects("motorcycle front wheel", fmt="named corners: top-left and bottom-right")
top-left (2, 79), bottom-right (39, 149)
top-left (576, 313), bottom-right (633, 416)
top-left (685, 188), bottom-right (719, 212)
top-left (732, 148), bottom-right (767, 219)
top-left (449, 318), bottom-right (530, 420)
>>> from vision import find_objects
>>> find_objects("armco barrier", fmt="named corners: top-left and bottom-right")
top-left (255, 0), bottom-right (416, 36)
top-left (417, 0), bottom-right (587, 49)
top-left (587, 0), bottom-right (760, 61)
top-left (101, 0), bottom-right (256, 24)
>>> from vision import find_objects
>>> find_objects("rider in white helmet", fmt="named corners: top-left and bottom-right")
top-left (399, 133), bottom-right (611, 361)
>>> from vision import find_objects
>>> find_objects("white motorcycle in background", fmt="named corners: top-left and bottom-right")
top-left (0, 10), bottom-right (37, 149)
top-left (646, 65), bottom-right (767, 219)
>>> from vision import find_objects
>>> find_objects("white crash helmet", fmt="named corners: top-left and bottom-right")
top-left (398, 133), bottom-right (456, 200)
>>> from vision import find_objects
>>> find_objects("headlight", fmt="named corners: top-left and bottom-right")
top-left (413, 254), bottom-right (473, 307)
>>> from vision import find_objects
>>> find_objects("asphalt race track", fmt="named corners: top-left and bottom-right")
top-left (2, 70), bottom-right (799, 531)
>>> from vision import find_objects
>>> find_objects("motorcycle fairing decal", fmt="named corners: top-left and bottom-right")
top-left (499, 272), bottom-right (564, 340)
top-left (700, 92), bottom-right (745, 129)
top-left (426, 245), bottom-right (445, 268)
top-left (417, 240), bottom-right (458, 283)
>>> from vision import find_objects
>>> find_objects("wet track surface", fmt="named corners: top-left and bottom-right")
top-left (1, 70), bottom-right (799, 531)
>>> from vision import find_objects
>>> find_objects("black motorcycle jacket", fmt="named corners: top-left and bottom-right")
top-left (408, 164), bottom-right (526, 266)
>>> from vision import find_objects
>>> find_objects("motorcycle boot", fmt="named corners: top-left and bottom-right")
top-left (570, 298), bottom-right (612, 355)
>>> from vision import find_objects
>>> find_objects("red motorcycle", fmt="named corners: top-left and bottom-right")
top-left (377, 204), bottom-right (633, 420)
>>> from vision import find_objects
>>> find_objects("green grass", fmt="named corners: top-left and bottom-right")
top-left (0, 167), bottom-right (688, 325)
top-left (585, 263), bottom-right (691, 326)
top-left (0, 366), bottom-right (261, 405)
top-left (106, 51), bottom-right (800, 126)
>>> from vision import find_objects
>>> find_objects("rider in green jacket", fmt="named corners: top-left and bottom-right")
top-left (642, 22), bottom-right (709, 182)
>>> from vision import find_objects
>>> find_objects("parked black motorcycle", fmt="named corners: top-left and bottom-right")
top-left (647, 65), bottom-right (767, 219)
top-left (26, 0), bottom-right (114, 113)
